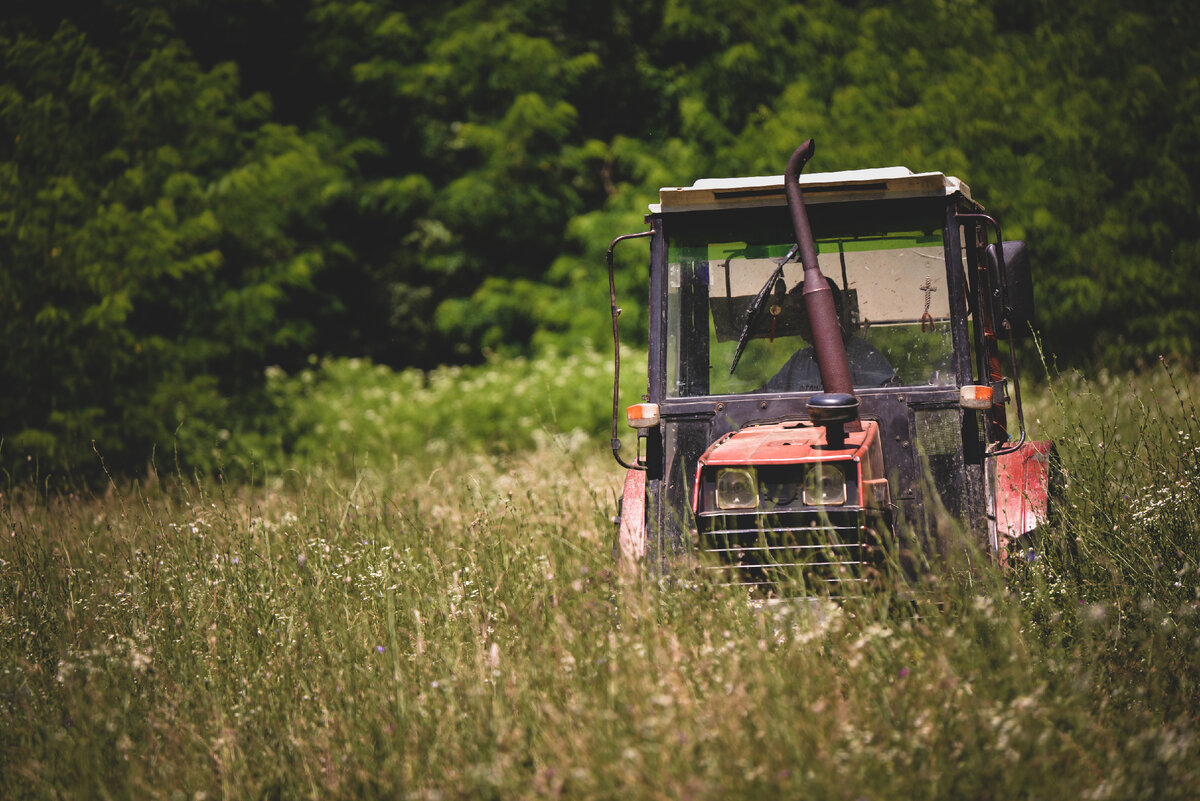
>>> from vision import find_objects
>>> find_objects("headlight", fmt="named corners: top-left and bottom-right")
top-left (802, 464), bottom-right (846, 506)
top-left (715, 468), bottom-right (758, 509)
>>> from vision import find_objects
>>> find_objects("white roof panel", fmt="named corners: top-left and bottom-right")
top-left (651, 167), bottom-right (971, 213)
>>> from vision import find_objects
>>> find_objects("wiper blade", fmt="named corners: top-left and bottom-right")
top-left (729, 243), bottom-right (800, 374)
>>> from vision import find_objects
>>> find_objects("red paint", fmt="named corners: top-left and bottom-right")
top-left (697, 420), bottom-right (878, 466)
top-left (618, 468), bottom-right (647, 565)
top-left (994, 439), bottom-right (1053, 559)
top-left (691, 420), bottom-right (880, 512)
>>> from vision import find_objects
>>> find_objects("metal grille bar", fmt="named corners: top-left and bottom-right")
top-left (701, 523), bottom-right (862, 537)
top-left (703, 543), bottom-right (861, 554)
top-left (701, 562), bottom-right (870, 571)
top-left (697, 511), bottom-right (887, 591)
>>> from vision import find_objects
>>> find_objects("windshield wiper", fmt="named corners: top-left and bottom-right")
top-left (729, 243), bottom-right (800, 374)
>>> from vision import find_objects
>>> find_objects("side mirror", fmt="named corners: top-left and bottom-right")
top-left (985, 241), bottom-right (1034, 339)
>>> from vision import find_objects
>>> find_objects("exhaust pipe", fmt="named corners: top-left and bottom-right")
top-left (784, 140), bottom-right (855, 398)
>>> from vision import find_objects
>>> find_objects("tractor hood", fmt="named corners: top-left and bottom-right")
top-left (691, 419), bottom-right (885, 516)
top-left (697, 420), bottom-right (879, 467)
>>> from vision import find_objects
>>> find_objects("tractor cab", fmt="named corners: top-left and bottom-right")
top-left (608, 141), bottom-right (1052, 594)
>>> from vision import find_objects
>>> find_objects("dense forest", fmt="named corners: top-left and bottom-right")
top-left (3, 0), bottom-right (1199, 475)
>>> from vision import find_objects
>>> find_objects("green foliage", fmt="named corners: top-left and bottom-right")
top-left (5, 0), bottom-right (1200, 478)
top-left (219, 345), bottom-right (648, 476)
top-left (0, 12), bottom-right (354, 477)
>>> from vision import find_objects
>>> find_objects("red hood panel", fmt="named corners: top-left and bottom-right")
top-left (699, 420), bottom-right (876, 466)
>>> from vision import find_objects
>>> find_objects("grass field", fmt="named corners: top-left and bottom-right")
top-left (2, 355), bottom-right (1199, 799)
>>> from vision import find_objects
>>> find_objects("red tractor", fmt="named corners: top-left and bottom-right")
top-left (607, 140), bottom-right (1052, 593)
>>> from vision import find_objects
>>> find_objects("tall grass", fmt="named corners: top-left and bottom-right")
top-left (1023, 360), bottom-right (1200, 604)
top-left (2, 361), bottom-right (1198, 799)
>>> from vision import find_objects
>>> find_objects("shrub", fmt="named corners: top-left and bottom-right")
top-left (218, 345), bottom-right (649, 477)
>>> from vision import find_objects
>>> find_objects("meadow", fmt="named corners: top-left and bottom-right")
top-left (2, 352), bottom-right (1199, 799)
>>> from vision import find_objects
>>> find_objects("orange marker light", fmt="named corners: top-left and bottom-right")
top-left (959, 385), bottom-right (994, 410)
top-left (626, 403), bottom-right (660, 429)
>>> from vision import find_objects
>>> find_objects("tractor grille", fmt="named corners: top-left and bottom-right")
top-left (696, 511), bottom-right (888, 594)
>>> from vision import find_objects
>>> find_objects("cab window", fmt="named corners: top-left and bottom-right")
top-left (665, 231), bottom-right (956, 398)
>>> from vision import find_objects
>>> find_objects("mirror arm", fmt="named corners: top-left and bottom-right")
top-left (957, 212), bottom-right (1027, 455)
top-left (607, 230), bottom-right (654, 471)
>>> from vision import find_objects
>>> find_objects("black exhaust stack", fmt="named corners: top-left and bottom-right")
top-left (784, 140), bottom-right (860, 435)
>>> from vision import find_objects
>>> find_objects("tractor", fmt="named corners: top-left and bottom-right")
top-left (606, 140), bottom-right (1052, 594)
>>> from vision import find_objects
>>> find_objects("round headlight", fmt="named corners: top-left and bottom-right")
top-left (715, 468), bottom-right (758, 510)
top-left (802, 464), bottom-right (846, 506)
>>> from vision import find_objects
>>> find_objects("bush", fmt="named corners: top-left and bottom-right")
top-left (217, 345), bottom-right (650, 477)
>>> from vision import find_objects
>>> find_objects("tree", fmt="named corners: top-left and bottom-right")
top-left (0, 10), bottom-right (353, 477)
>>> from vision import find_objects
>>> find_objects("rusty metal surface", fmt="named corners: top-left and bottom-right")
top-left (994, 439), bottom-right (1053, 558)
top-left (617, 468), bottom-right (647, 567)
top-left (696, 419), bottom-right (877, 467)
top-left (784, 140), bottom-right (854, 398)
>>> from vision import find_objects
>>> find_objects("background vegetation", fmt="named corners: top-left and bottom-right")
top-left (3, 0), bottom-right (1200, 476)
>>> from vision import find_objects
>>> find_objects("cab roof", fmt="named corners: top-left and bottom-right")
top-left (651, 167), bottom-right (972, 214)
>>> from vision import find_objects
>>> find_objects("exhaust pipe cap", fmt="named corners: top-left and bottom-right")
top-left (807, 393), bottom-right (860, 426)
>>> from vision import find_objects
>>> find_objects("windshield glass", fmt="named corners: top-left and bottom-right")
top-left (666, 231), bottom-right (957, 398)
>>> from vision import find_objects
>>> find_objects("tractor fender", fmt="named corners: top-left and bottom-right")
top-left (993, 440), bottom-right (1055, 563)
top-left (616, 468), bottom-right (647, 568)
